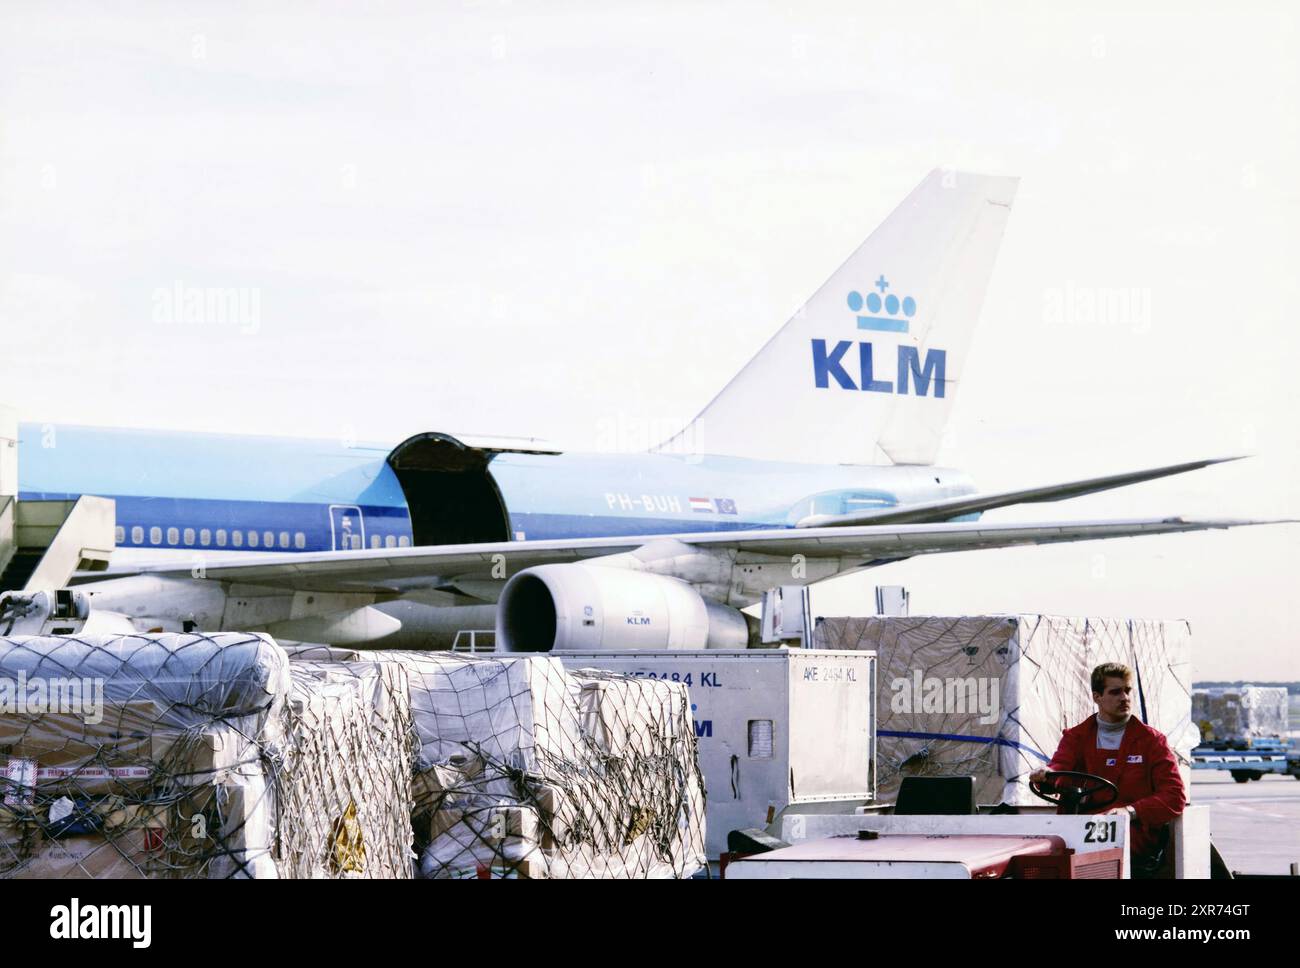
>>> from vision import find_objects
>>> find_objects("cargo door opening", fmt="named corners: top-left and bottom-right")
top-left (386, 433), bottom-right (510, 546)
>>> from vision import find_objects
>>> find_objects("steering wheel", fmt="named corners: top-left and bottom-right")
top-left (1029, 771), bottom-right (1119, 814)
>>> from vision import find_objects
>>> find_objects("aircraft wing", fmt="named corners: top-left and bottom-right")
top-left (795, 456), bottom-right (1246, 528)
top-left (123, 515), bottom-right (1287, 595)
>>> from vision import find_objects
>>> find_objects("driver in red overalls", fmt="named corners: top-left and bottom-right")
top-left (1029, 662), bottom-right (1186, 872)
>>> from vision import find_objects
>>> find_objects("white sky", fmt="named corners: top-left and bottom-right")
top-left (2, 1), bottom-right (1297, 679)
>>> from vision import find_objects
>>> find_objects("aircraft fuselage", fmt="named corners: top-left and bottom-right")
top-left (15, 423), bottom-right (976, 569)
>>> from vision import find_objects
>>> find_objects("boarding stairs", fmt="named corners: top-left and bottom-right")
top-left (0, 494), bottom-right (116, 593)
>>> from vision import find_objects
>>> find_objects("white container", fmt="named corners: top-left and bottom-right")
top-left (555, 648), bottom-right (875, 861)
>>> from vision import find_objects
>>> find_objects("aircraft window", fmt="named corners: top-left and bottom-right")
top-left (248, 531), bottom-right (259, 548)
top-left (264, 530), bottom-right (275, 548)
top-left (114, 526), bottom-right (125, 544)
top-left (216, 529), bottom-right (227, 547)
top-left (294, 532), bottom-right (306, 549)
top-left (184, 528), bottom-right (195, 546)
top-left (167, 527), bottom-right (179, 545)
top-left (150, 526), bottom-right (162, 545)
top-left (131, 526), bottom-right (143, 544)
top-left (370, 535), bottom-right (380, 549)
top-left (351, 535), bottom-right (362, 550)
top-left (232, 530), bottom-right (243, 547)
top-left (279, 531), bottom-right (289, 549)
top-left (385, 535), bottom-right (396, 549)
top-left (200, 529), bottom-right (211, 546)
top-left (398, 535), bottom-right (410, 548)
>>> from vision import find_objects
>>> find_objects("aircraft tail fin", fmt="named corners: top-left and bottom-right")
top-left (656, 169), bottom-right (1018, 465)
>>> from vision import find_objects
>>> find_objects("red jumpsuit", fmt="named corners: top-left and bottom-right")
top-left (1046, 714), bottom-right (1187, 860)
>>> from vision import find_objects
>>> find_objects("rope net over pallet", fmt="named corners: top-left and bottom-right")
top-left (293, 649), bottom-right (707, 879)
top-left (0, 633), bottom-right (412, 878)
top-left (1, 636), bottom-right (705, 879)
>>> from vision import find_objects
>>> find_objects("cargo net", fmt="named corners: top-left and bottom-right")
top-left (360, 651), bottom-right (707, 879)
top-left (829, 616), bottom-right (1022, 800)
top-left (0, 633), bottom-right (415, 879)
top-left (814, 615), bottom-right (1193, 807)
top-left (277, 660), bottom-right (415, 878)
top-left (1, 636), bottom-right (704, 880)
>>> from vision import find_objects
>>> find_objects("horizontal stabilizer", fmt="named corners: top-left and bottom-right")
top-left (795, 456), bottom-right (1248, 528)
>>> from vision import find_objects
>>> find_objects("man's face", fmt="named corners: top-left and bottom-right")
top-left (1094, 676), bottom-right (1133, 721)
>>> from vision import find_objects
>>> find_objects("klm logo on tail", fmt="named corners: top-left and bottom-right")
top-left (851, 274), bottom-right (916, 333)
top-left (811, 276), bottom-right (946, 397)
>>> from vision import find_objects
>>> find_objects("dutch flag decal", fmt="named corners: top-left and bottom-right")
top-left (689, 497), bottom-right (713, 513)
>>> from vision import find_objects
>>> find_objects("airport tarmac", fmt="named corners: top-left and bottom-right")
top-left (1192, 772), bottom-right (1300, 876)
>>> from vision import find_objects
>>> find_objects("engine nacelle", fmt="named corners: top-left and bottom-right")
top-left (496, 564), bottom-right (749, 653)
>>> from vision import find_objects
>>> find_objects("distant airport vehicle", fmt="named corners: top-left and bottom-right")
top-left (1191, 738), bottom-right (1300, 782)
top-left (6, 170), bottom-right (1287, 648)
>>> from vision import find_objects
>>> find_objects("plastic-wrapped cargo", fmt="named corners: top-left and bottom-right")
top-left (0, 633), bottom-right (415, 879)
top-left (279, 660), bottom-right (416, 878)
top-left (333, 650), bottom-right (706, 879)
top-left (379, 650), bottom-right (588, 773)
top-left (0, 633), bottom-right (288, 878)
top-left (1192, 686), bottom-right (1288, 741)
top-left (813, 615), bottom-right (1194, 807)
top-left (560, 668), bottom-right (706, 878)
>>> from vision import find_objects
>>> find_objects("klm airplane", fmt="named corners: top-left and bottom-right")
top-left (8, 171), bottom-right (1279, 649)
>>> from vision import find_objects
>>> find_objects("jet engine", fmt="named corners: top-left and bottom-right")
top-left (495, 564), bottom-right (749, 653)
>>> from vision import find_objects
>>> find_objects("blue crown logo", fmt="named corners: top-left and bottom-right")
top-left (847, 275), bottom-right (915, 333)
